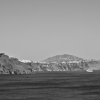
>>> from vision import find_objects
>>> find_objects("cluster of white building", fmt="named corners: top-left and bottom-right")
top-left (19, 60), bottom-right (32, 63)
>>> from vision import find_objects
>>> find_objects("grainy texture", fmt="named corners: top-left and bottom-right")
top-left (0, 72), bottom-right (100, 100)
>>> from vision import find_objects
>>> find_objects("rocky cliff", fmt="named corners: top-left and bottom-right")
top-left (0, 53), bottom-right (100, 74)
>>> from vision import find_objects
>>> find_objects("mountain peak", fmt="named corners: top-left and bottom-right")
top-left (42, 54), bottom-right (84, 63)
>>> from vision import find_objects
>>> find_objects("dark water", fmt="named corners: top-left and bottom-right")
top-left (0, 72), bottom-right (100, 100)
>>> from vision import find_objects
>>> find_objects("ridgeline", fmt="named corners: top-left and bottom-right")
top-left (0, 53), bottom-right (100, 74)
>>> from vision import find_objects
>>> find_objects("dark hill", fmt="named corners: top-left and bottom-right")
top-left (0, 53), bottom-right (35, 74)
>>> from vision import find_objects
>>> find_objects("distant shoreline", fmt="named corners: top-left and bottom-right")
top-left (0, 70), bottom-right (100, 75)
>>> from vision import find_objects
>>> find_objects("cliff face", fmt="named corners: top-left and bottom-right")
top-left (0, 53), bottom-right (34, 74)
top-left (0, 53), bottom-right (100, 74)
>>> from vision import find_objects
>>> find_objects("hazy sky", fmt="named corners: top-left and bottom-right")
top-left (0, 0), bottom-right (100, 61)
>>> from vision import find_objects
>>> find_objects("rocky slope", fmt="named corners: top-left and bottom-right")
top-left (0, 53), bottom-right (34, 74)
top-left (42, 54), bottom-right (84, 63)
top-left (0, 53), bottom-right (100, 74)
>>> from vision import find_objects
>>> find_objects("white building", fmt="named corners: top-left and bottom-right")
top-left (19, 60), bottom-right (32, 63)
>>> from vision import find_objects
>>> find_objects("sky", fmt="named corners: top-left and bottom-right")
top-left (0, 0), bottom-right (100, 61)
